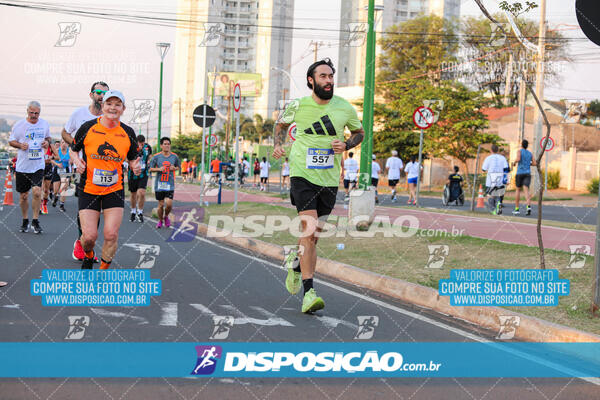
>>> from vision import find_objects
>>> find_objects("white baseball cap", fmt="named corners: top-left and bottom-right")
top-left (103, 89), bottom-right (125, 104)
top-left (372, 154), bottom-right (376, 160)
top-left (391, 150), bottom-right (398, 156)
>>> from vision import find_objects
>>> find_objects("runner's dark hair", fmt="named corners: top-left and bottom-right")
top-left (306, 58), bottom-right (335, 89)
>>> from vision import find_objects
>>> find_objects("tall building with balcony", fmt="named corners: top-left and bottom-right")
top-left (171, 0), bottom-right (294, 137)
top-left (337, 0), bottom-right (460, 87)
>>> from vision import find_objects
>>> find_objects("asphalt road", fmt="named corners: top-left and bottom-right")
top-left (0, 191), bottom-right (598, 398)
top-left (248, 181), bottom-right (597, 226)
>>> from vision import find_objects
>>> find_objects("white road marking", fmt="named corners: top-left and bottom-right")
top-left (90, 308), bottom-right (149, 325)
top-left (158, 302), bottom-right (178, 326)
top-left (2, 304), bottom-right (20, 309)
top-left (189, 303), bottom-right (294, 327)
top-left (221, 305), bottom-right (294, 327)
top-left (316, 315), bottom-right (358, 330)
top-left (187, 232), bottom-right (600, 385)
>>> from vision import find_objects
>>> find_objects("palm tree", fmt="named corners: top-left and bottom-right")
top-left (253, 114), bottom-right (274, 144)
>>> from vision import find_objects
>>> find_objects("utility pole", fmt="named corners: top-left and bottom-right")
top-left (518, 78), bottom-right (526, 143)
top-left (532, 0), bottom-right (547, 190)
top-left (358, 0), bottom-right (378, 190)
top-left (503, 53), bottom-right (513, 106)
top-left (310, 40), bottom-right (324, 62)
top-left (225, 81), bottom-right (232, 158)
top-left (178, 97), bottom-right (182, 135)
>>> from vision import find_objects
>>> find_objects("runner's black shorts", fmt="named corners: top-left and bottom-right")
top-left (51, 167), bottom-right (66, 183)
top-left (371, 177), bottom-right (379, 187)
top-left (155, 190), bottom-right (174, 201)
top-left (128, 176), bottom-right (149, 192)
top-left (15, 169), bottom-right (43, 193)
top-left (515, 173), bottom-right (531, 188)
top-left (388, 179), bottom-right (399, 187)
top-left (44, 164), bottom-right (53, 180)
top-left (343, 179), bottom-right (357, 189)
top-left (290, 176), bottom-right (338, 217)
top-left (78, 189), bottom-right (125, 211)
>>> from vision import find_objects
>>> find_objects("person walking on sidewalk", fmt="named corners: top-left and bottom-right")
top-left (128, 134), bottom-right (152, 223)
top-left (9, 101), bottom-right (51, 234)
top-left (281, 157), bottom-right (290, 190)
top-left (342, 151), bottom-right (359, 201)
top-left (404, 155), bottom-right (421, 205)
top-left (482, 144), bottom-right (509, 215)
top-left (385, 150), bottom-right (403, 202)
top-left (149, 137), bottom-right (180, 228)
top-left (259, 156), bottom-right (270, 191)
top-left (512, 139), bottom-right (535, 216)
top-left (272, 58), bottom-right (364, 313)
top-left (371, 154), bottom-right (381, 204)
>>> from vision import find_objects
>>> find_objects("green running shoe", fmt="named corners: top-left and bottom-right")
top-left (284, 250), bottom-right (301, 294)
top-left (302, 288), bottom-right (324, 313)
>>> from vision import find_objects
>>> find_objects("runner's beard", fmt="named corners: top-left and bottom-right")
top-left (93, 100), bottom-right (102, 111)
top-left (314, 82), bottom-right (334, 100)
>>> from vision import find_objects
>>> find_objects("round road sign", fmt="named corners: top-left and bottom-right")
top-left (233, 83), bottom-right (242, 112)
top-left (576, 0), bottom-right (600, 47)
top-left (540, 136), bottom-right (554, 152)
top-left (412, 106), bottom-right (435, 129)
top-left (287, 122), bottom-right (297, 141)
top-left (193, 104), bottom-right (216, 128)
top-left (205, 134), bottom-right (218, 147)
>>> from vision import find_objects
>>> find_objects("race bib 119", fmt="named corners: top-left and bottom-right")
top-left (306, 148), bottom-right (334, 170)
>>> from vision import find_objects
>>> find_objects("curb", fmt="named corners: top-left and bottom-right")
top-left (194, 221), bottom-right (600, 343)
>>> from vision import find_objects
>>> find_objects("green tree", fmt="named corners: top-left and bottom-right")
top-left (378, 15), bottom-right (459, 88)
top-left (239, 114), bottom-right (274, 144)
top-left (170, 133), bottom-right (204, 161)
top-left (587, 99), bottom-right (600, 117)
top-left (460, 14), bottom-right (569, 107)
top-left (370, 79), bottom-right (503, 183)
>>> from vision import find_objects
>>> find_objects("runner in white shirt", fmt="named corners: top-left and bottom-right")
top-left (371, 154), bottom-right (381, 204)
top-left (8, 101), bottom-right (51, 234)
top-left (259, 157), bottom-right (270, 191)
top-left (242, 157), bottom-right (250, 181)
top-left (281, 157), bottom-right (290, 190)
top-left (61, 81), bottom-right (108, 261)
top-left (482, 144), bottom-right (509, 215)
top-left (404, 155), bottom-right (422, 205)
top-left (385, 150), bottom-right (403, 202)
top-left (342, 151), bottom-right (359, 200)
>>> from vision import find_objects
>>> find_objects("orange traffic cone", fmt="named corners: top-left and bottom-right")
top-left (3, 172), bottom-right (14, 206)
top-left (476, 184), bottom-right (485, 208)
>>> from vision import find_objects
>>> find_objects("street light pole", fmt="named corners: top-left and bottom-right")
top-left (156, 42), bottom-right (170, 151)
top-left (358, 1), bottom-right (383, 190)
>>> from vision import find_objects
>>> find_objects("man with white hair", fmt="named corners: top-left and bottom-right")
top-left (385, 150), bottom-right (403, 202)
top-left (9, 101), bottom-right (51, 234)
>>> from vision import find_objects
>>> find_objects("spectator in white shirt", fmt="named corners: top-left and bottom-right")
top-left (341, 151), bottom-right (359, 200)
top-left (385, 150), bottom-right (403, 202)
top-left (259, 157), bottom-right (270, 191)
top-left (482, 144), bottom-right (509, 215)
top-left (371, 154), bottom-right (381, 204)
top-left (404, 155), bottom-right (422, 205)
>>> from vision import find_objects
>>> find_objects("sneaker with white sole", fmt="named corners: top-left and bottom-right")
top-left (302, 288), bottom-right (324, 313)
top-left (284, 250), bottom-right (301, 295)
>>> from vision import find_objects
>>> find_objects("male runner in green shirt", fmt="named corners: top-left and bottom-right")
top-left (272, 58), bottom-right (364, 313)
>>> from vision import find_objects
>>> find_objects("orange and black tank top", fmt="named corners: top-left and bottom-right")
top-left (72, 118), bottom-right (137, 195)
